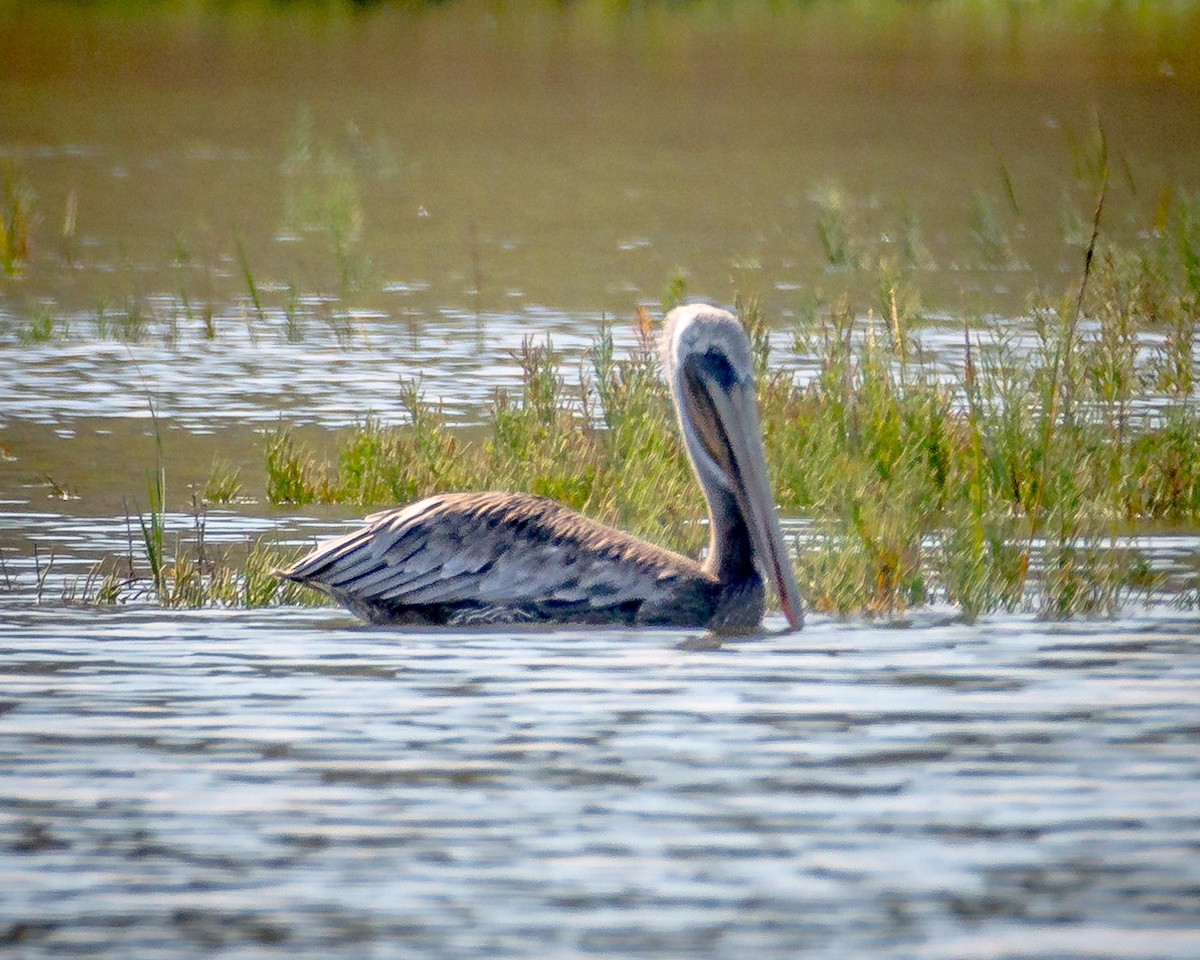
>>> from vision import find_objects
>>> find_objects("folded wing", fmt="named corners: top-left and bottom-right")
top-left (279, 491), bottom-right (703, 622)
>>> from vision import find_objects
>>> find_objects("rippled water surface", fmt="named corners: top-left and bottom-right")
top-left (3, 2), bottom-right (1200, 955)
top-left (3, 598), bottom-right (1199, 958)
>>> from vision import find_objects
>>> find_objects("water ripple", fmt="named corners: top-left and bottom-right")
top-left (1, 603), bottom-right (1198, 958)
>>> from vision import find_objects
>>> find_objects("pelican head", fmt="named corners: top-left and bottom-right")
top-left (662, 303), bottom-right (803, 630)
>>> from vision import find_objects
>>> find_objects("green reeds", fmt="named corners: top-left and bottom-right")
top-left (280, 109), bottom-right (371, 303)
top-left (263, 310), bottom-right (705, 552)
top-left (93, 297), bottom-right (150, 342)
top-left (236, 239), bottom-right (268, 328)
top-left (1, 160), bottom-right (33, 277)
top-left (78, 530), bottom-right (318, 609)
top-left (969, 191), bottom-right (1018, 269)
top-left (204, 457), bottom-right (243, 504)
top-left (47, 406), bottom-right (322, 609)
top-left (813, 183), bottom-right (859, 269)
top-left (137, 459), bottom-right (168, 600)
top-left (260, 204), bottom-right (1200, 618)
top-left (16, 306), bottom-right (60, 343)
top-left (73, 470), bottom-right (321, 609)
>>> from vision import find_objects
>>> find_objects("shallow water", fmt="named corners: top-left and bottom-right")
top-left (3, 2), bottom-right (1200, 955)
top-left (3, 598), bottom-right (1199, 958)
top-left (4, 0), bottom-right (1200, 330)
top-left (2, 507), bottom-right (1200, 957)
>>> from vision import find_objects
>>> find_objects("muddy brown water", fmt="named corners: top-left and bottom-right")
top-left (2, 2), bottom-right (1200, 957)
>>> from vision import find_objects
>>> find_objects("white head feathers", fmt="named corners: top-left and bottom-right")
top-left (660, 303), bottom-right (754, 382)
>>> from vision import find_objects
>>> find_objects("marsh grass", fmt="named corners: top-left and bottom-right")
top-left (1, 160), bottom-right (33, 277)
top-left (280, 110), bottom-right (372, 304)
top-left (71, 527), bottom-right (319, 609)
top-left (93, 297), bottom-right (150, 342)
top-left (2, 113), bottom-right (387, 353)
top-left (16, 305), bottom-right (61, 343)
top-left (236, 239), bottom-right (268, 329)
top-left (261, 190), bottom-right (1200, 618)
top-left (970, 191), bottom-right (1019, 270)
top-left (4, 220), bottom-right (341, 350)
top-left (39, 408), bottom-right (322, 609)
top-left (204, 457), bottom-right (243, 504)
top-left (263, 316), bottom-right (706, 554)
top-left (813, 183), bottom-right (860, 269)
top-left (66, 480), bottom-right (320, 609)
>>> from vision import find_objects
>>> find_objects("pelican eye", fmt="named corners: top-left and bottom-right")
top-left (695, 347), bottom-right (739, 392)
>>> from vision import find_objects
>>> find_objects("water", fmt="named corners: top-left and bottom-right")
top-left (3, 1), bottom-right (1200, 328)
top-left (3, 2), bottom-right (1200, 955)
top-left (3, 597), bottom-right (1199, 958)
top-left (1, 506), bottom-right (1198, 957)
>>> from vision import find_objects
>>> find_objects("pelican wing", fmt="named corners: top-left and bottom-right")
top-left (281, 491), bottom-right (703, 620)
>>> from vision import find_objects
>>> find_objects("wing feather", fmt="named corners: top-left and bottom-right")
top-left (280, 491), bottom-right (704, 616)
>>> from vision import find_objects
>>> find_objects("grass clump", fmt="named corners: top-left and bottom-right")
top-left (265, 308), bottom-right (704, 554)
top-left (1, 160), bottom-right (33, 276)
top-left (813, 183), bottom-right (860, 269)
top-left (16, 306), bottom-right (62, 343)
top-left (204, 457), bottom-right (243, 504)
top-left (261, 190), bottom-right (1200, 619)
top-left (93, 297), bottom-right (151, 342)
top-left (280, 109), bottom-right (373, 303)
top-left (48, 414), bottom-right (324, 610)
top-left (772, 192), bottom-right (1199, 618)
top-left (264, 381), bottom-right (465, 509)
top-left (85, 533), bottom-right (319, 610)
top-left (74, 482), bottom-right (321, 610)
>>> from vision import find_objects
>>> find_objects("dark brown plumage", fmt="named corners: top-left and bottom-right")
top-left (281, 491), bottom-right (755, 628)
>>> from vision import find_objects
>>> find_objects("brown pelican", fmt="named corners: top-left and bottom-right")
top-left (278, 303), bottom-right (803, 632)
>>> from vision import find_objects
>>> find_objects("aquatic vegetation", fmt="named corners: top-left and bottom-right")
top-left (265, 427), bottom-right (322, 506)
top-left (31, 544), bottom-right (55, 603)
top-left (236, 240), bottom-right (268, 328)
top-left (63, 485), bottom-right (320, 610)
top-left (969, 191), bottom-right (1018, 269)
top-left (896, 208), bottom-right (936, 274)
top-left (16, 306), bottom-right (61, 343)
top-left (171, 237), bottom-right (218, 340)
top-left (93, 297), bottom-right (150, 343)
top-left (262, 314), bottom-right (705, 551)
top-left (661, 269), bottom-right (689, 312)
top-left (813, 183), bottom-right (859, 269)
top-left (784, 213), bottom-right (1199, 616)
top-left (0, 160), bottom-right (32, 277)
top-left (204, 457), bottom-right (243, 504)
top-left (260, 204), bottom-right (1200, 618)
top-left (32, 413), bottom-right (319, 609)
top-left (283, 283), bottom-right (305, 343)
top-left (280, 109), bottom-right (373, 304)
top-left (72, 530), bottom-right (319, 610)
